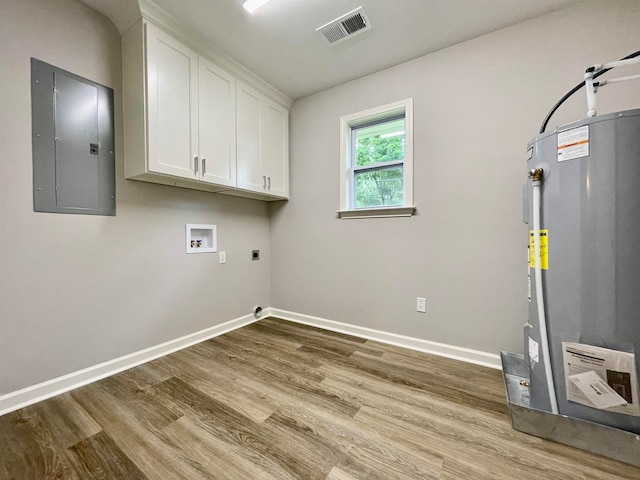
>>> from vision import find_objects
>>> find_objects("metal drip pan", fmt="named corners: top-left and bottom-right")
top-left (500, 351), bottom-right (640, 467)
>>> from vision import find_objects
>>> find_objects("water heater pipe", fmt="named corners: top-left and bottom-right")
top-left (584, 56), bottom-right (640, 117)
top-left (530, 168), bottom-right (559, 415)
top-left (539, 50), bottom-right (640, 133)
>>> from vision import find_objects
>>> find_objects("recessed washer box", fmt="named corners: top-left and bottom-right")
top-left (186, 224), bottom-right (216, 254)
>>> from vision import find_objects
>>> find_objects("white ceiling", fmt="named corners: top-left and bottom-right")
top-left (82, 0), bottom-right (579, 100)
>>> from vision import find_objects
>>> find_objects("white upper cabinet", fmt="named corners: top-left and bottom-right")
top-left (123, 19), bottom-right (288, 200)
top-left (237, 83), bottom-right (263, 192)
top-left (261, 101), bottom-right (288, 198)
top-left (145, 22), bottom-right (198, 180)
top-left (236, 81), bottom-right (289, 198)
top-left (198, 58), bottom-right (236, 187)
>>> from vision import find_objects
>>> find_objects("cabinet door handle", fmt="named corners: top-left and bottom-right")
top-left (263, 175), bottom-right (266, 188)
top-left (267, 176), bottom-right (271, 189)
top-left (194, 156), bottom-right (199, 174)
top-left (202, 158), bottom-right (206, 175)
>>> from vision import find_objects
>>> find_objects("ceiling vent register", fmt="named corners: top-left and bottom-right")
top-left (317, 7), bottom-right (372, 46)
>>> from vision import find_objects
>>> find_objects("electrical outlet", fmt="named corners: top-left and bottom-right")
top-left (252, 250), bottom-right (260, 261)
top-left (219, 251), bottom-right (226, 264)
top-left (417, 297), bottom-right (426, 313)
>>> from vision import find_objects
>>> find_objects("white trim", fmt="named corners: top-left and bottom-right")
top-left (339, 98), bottom-right (413, 213)
top-left (337, 205), bottom-right (416, 219)
top-left (0, 313), bottom-right (258, 416)
top-left (268, 308), bottom-right (502, 370)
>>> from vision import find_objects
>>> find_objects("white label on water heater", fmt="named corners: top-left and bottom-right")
top-left (557, 125), bottom-right (589, 162)
top-left (562, 342), bottom-right (640, 416)
top-left (529, 337), bottom-right (539, 364)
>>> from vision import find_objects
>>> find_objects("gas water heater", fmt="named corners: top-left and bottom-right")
top-left (524, 52), bottom-right (640, 434)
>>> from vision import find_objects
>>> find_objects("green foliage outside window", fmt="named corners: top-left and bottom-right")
top-left (354, 125), bottom-right (405, 208)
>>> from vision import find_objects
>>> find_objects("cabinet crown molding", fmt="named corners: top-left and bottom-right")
top-left (137, 0), bottom-right (292, 109)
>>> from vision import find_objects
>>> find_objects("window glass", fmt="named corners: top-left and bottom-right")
top-left (354, 117), bottom-right (405, 167)
top-left (355, 165), bottom-right (403, 207)
top-left (353, 116), bottom-right (405, 208)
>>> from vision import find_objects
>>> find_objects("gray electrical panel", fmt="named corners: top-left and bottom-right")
top-left (31, 58), bottom-right (115, 216)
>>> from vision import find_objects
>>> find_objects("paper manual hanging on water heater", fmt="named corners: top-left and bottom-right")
top-left (562, 342), bottom-right (640, 416)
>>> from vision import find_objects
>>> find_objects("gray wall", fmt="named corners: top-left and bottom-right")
top-left (270, 0), bottom-right (640, 355)
top-left (0, 0), bottom-right (270, 395)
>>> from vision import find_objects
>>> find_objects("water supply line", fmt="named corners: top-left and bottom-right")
top-left (539, 49), bottom-right (640, 133)
top-left (530, 168), bottom-right (559, 415)
top-left (584, 56), bottom-right (640, 117)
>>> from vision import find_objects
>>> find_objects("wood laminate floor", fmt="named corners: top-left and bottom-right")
top-left (1, 317), bottom-right (639, 479)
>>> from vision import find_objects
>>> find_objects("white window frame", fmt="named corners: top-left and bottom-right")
top-left (338, 98), bottom-right (415, 219)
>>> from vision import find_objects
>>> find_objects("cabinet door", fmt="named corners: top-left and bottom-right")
top-left (199, 58), bottom-right (236, 187)
top-left (146, 22), bottom-right (198, 179)
top-left (236, 82), bottom-right (263, 192)
top-left (261, 101), bottom-right (288, 198)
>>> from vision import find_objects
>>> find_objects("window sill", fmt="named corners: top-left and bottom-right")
top-left (337, 206), bottom-right (416, 219)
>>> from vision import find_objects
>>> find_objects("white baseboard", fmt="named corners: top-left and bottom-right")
top-left (0, 308), bottom-right (501, 416)
top-left (267, 308), bottom-right (502, 370)
top-left (0, 313), bottom-right (258, 416)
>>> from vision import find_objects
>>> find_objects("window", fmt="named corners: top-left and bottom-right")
top-left (339, 99), bottom-right (414, 218)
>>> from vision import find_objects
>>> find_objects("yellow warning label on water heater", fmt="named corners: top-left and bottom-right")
top-left (529, 230), bottom-right (549, 270)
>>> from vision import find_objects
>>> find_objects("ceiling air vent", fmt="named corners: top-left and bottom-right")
top-left (316, 7), bottom-right (372, 46)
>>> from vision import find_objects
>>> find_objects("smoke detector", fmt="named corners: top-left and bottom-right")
top-left (316, 6), bottom-right (372, 46)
